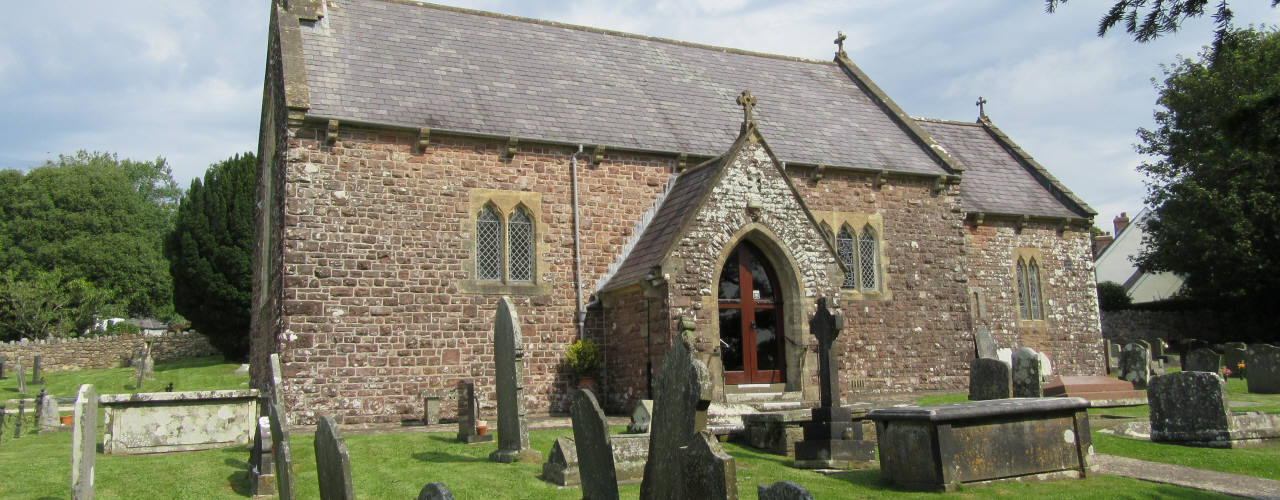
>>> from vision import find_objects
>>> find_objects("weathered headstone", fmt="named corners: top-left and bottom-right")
top-left (39, 392), bottom-right (60, 433)
top-left (31, 355), bottom-right (42, 384)
top-left (1104, 340), bottom-right (1118, 374)
top-left (757, 481), bottom-right (815, 500)
top-left (250, 416), bottom-right (276, 498)
top-left (1037, 351), bottom-right (1053, 377)
top-left (489, 296), bottom-right (540, 463)
top-left (416, 483), bottom-right (455, 500)
top-left (0, 357), bottom-right (6, 379)
top-left (16, 358), bottom-right (26, 394)
top-left (1012, 347), bottom-right (1042, 398)
top-left (456, 379), bottom-right (492, 444)
top-left (794, 298), bottom-right (875, 469)
top-left (422, 392), bottom-right (442, 426)
top-left (1184, 348), bottom-right (1221, 373)
top-left (639, 316), bottom-right (712, 500)
top-left (973, 326), bottom-right (997, 360)
top-left (134, 343), bottom-right (155, 381)
top-left (1133, 339), bottom-right (1151, 353)
top-left (968, 358), bottom-right (1012, 401)
top-left (1180, 339), bottom-right (1212, 366)
top-left (71, 384), bottom-right (97, 500)
top-left (1150, 339), bottom-right (1167, 362)
top-left (1223, 344), bottom-right (1248, 377)
top-left (1246, 344), bottom-right (1280, 394)
top-left (570, 388), bottom-right (618, 500)
top-left (996, 347), bottom-right (1013, 367)
top-left (1148, 372), bottom-right (1243, 445)
top-left (628, 399), bottom-right (653, 433)
top-left (14, 399), bottom-right (23, 438)
top-left (268, 353), bottom-right (296, 500)
top-left (1118, 343), bottom-right (1151, 390)
top-left (314, 416), bottom-right (353, 500)
top-left (681, 430), bottom-right (737, 500)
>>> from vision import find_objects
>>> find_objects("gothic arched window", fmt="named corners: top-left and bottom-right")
top-left (508, 206), bottom-right (534, 282)
top-left (858, 227), bottom-right (878, 291)
top-left (1016, 256), bottom-right (1044, 320)
top-left (477, 205), bottom-right (503, 281)
top-left (837, 226), bottom-right (857, 289)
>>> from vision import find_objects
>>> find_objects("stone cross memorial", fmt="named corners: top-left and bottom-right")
top-left (314, 416), bottom-right (354, 500)
top-left (1184, 348), bottom-right (1221, 373)
top-left (71, 384), bottom-right (97, 500)
top-left (1012, 347), bottom-right (1042, 398)
top-left (570, 388), bottom-right (618, 500)
top-left (639, 317), bottom-right (715, 500)
top-left (456, 379), bottom-right (493, 444)
top-left (968, 358), bottom-right (1012, 401)
top-left (268, 354), bottom-right (296, 500)
top-left (1119, 343), bottom-right (1151, 390)
top-left (794, 297), bottom-right (875, 469)
top-left (488, 296), bottom-right (540, 462)
top-left (1246, 344), bottom-right (1280, 394)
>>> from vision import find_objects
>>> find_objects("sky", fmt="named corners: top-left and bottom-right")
top-left (1, 1), bottom-right (1276, 232)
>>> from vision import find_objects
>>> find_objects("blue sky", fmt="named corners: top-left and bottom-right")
top-left (1, 1), bottom-right (1276, 232)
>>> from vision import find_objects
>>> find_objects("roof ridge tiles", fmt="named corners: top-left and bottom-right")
top-left (369, 0), bottom-right (838, 66)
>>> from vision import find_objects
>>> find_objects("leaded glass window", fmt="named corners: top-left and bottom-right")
top-left (508, 207), bottom-right (534, 282)
top-left (837, 226), bottom-right (856, 289)
top-left (477, 205), bottom-right (502, 281)
top-left (1027, 259), bottom-right (1043, 320)
top-left (1016, 257), bottom-right (1031, 319)
top-left (858, 228), bottom-right (878, 290)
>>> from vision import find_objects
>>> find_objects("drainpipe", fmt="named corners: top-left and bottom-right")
top-left (571, 144), bottom-right (586, 339)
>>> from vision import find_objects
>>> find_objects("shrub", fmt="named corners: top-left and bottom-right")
top-left (1097, 281), bottom-right (1132, 311)
top-left (565, 339), bottom-right (601, 378)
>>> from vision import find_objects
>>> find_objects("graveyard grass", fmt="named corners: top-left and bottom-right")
top-left (0, 355), bottom-right (248, 397)
top-left (0, 424), bottom-right (1227, 499)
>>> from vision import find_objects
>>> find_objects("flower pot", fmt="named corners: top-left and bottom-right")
top-left (61, 414), bottom-right (73, 426)
top-left (476, 425), bottom-right (487, 436)
top-left (577, 376), bottom-right (596, 390)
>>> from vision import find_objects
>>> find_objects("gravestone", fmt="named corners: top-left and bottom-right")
top-left (134, 343), bottom-right (155, 381)
top-left (268, 353), bottom-right (296, 500)
top-left (570, 388), bottom-right (618, 500)
top-left (489, 296), bottom-right (540, 463)
top-left (1037, 351), bottom-right (1053, 377)
top-left (416, 483), bottom-right (455, 500)
top-left (757, 481), bottom-right (815, 500)
top-left (1150, 339), bottom-right (1166, 362)
top-left (681, 430), bottom-right (737, 500)
top-left (1184, 348), bottom-right (1221, 373)
top-left (1012, 347), bottom-right (1042, 398)
top-left (996, 348), bottom-right (1013, 367)
top-left (1146, 371), bottom-right (1280, 446)
top-left (1133, 339), bottom-right (1151, 353)
top-left (968, 358), bottom-right (1012, 401)
top-left (39, 392), bottom-right (60, 433)
top-left (455, 380), bottom-right (492, 444)
top-left (0, 357), bottom-right (6, 379)
top-left (1118, 343), bottom-right (1151, 390)
top-left (14, 400), bottom-right (23, 438)
top-left (1246, 344), bottom-right (1280, 394)
top-left (314, 416), bottom-right (353, 500)
top-left (639, 316), bottom-right (712, 500)
top-left (422, 392), bottom-right (442, 425)
top-left (794, 298), bottom-right (875, 469)
top-left (31, 355), bottom-right (42, 384)
top-left (250, 416), bottom-right (276, 498)
top-left (973, 326), bottom-right (997, 360)
top-left (71, 384), bottom-right (97, 500)
top-left (628, 399), bottom-right (653, 433)
top-left (1223, 344), bottom-right (1248, 377)
top-left (16, 358), bottom-right (26, 394)
top-left (1181, 339), bottom-right (1212, 366)
top-left (1104, 340), bottom-right (1119, 374)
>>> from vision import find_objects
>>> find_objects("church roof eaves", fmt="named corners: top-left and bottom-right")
top-left (978, 116), bottom-right (1097, 219)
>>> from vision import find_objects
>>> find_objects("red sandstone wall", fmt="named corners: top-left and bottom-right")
top-left (964, 219), bottom-right (1105, 376)
top-left (792, 167), bottom-right (974, 396)
top-left (271, 125), bottom-right (670, 424)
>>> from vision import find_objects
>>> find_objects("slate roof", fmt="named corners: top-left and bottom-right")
top-left (917, 119), bottom-right (1093, 219)
top-left (296, 0), bottom-right (948, 176)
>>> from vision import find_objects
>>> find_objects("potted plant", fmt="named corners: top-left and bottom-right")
top-left (566, 338), bottom-right (602, 389)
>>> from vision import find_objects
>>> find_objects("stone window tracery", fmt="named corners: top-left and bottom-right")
top-left (1015, 254), bottom-right (1044, 321)
top-left (508, 206), bottom-right (534, 282)
top-left (477, 204), bottom-right (503, 281)
top-left (464, 189), bottom-right (548, 295)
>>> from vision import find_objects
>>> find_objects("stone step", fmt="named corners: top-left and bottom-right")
top-left (725, 391), bottom-right (804, 404)
top-left (724, 383), bottom-right (787, 394)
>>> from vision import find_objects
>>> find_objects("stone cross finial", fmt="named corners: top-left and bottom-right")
top-left (976, 96), bottom-right (988, 118)
top-left (834, 31), bottom-right (847, 56)
top-left (737, 90), bottom-right (757, 126)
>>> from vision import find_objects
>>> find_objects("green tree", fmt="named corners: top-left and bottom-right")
top-left (1046, 0), bottom-right (1278, 45)
top-left (0, 152), bottom-right (177, 316)
top-left (0, 270), bottom-right (116, 341)
top-left (1096, 281), bottom-right (1133, 311)
top-left (1134, 27), bottom-right (1280, 338)
top-left (166, 153), bottom-right (257, 360)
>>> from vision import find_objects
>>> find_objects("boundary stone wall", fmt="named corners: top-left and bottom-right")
top-left (1101, 309), bottom-right (1217, 349)
top-left (0, 332), bottom-right (218, 372)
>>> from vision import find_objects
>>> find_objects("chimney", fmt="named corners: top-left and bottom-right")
top-left (1113, 212), bottom-right (1130, 236)
top-left (1093, 232), bottom-right (1113, 259)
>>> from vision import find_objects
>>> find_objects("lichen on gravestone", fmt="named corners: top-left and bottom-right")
top-left (570, 388), bottom-right (618, 500)
top-left (314, 415), bottom-right (353, 500)
top-left (1012, 347), bottom-right (1042, 398)
top-left (639, 318), bottom-right (714, 500)
top-left (488, 296), bottom-right (539, 463)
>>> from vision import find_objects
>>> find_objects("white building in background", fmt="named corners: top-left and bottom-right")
top-left (1094, 209), bottom-right (1185, 303)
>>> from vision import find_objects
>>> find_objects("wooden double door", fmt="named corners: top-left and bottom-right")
top-left (718, 241), bottom-right (785, 385)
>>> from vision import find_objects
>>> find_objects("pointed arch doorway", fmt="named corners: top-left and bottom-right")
top-left (718, 240), bottom-right (785, 385)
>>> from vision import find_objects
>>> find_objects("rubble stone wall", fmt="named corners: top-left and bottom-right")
top-left (0, 332), bottom-right (219, 373)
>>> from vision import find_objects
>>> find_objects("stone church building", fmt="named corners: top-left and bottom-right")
top-left (252, 0), bottom-right (1104, 424)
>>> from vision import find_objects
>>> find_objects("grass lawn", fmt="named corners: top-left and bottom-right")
top-left (1, 355), bottom-right (248, 400)
top-left (0, 425), bottom-right (1226, 499)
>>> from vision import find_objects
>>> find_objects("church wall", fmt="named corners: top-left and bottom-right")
top-left (271, 125), bottom-right (671, 424)
top-left (597, 285), bottom-right (672, 413)
top-left (964, 219), bottom-right (1105, 376)
top-left (790, 167), bottom-right (974, 396)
